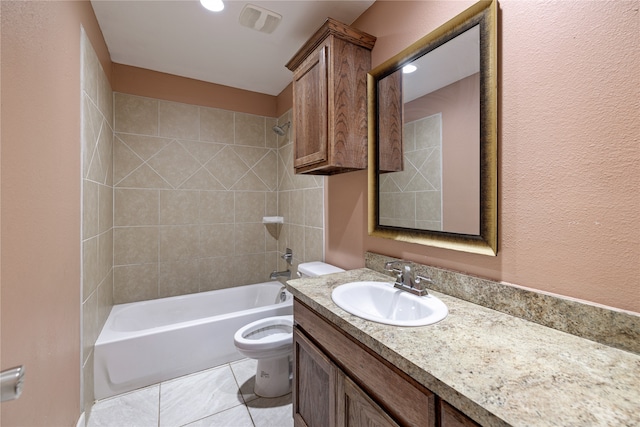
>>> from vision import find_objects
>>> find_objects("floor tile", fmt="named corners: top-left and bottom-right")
top-left (246, 394), bottom-right (293, 427)
top-left (159, 365), bottom-right (244, 427)
top-left (182, 404), bottom-right (254, 427)
top-left (87, 385), bottom-right (160, 427)
top-left (230, 358), bottom-right (259, 403)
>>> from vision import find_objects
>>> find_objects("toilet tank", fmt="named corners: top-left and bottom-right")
top-left (297, 262), bottom-right (345, 278)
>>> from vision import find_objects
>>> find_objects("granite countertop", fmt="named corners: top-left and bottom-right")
top-left (286, 268), bottom-right (640, 427)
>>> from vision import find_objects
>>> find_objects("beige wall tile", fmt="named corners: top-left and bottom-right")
top-left (180, 141), bottom-right (224, 166)
top-left (82, 34), bottom-right (114, 414)
top-left (110, 103), bottom-right (324, 301)
top-left (97, 270), bottom-right (114, 327)
top-left (277, 191), bottom-right (290, 222)
top-left (82, 290), bottom-right (98, 363)
top-left (115, 93), bottom-right (158, 135)
top-left (199, 256), bottom-right (235, 291)
top-left (304, 188), bottom-right (323, 228)
top-left (159, 225), bottom-right (200, 262)
top-left (235, 113), bottom-right (265, 147)
top-left (235, 223), bottom-right (265, 255)
top-left (289, 190), bottom-right (304, 226)
top-left (234, 253), bottom-right (270, 286)
top-left (231, 171), bottom-right (269, 191)
top-left (416, 191), bottom-right (442, 221)
top-left (160, 190), bottom-right (199, 225)
top-left (113, 264), bottom-right (159, 303)
top-left (305, 227), bottom-right (323, 262)
top-left (97, 71), bottom-right (113, 129)
top-left (158, 100), bottom-right (199, 140)
top-left (285, 224), bottom-right (304, 263)
top-left (83, 180), bottom-right (99, 238)
top-left (200, 224), bottom-right (234, 258)
top-left (114, 227), bottom-right (159, 265)
top-left (204, 146), bottom-right (248, 189)
top-left (253, 151), bottom-right (277, 191)
top-left (99, 184), bottom-right (113, 233)
top-left (235, 192), bottom-right (265, 223)
top-left (114, 189), bottom-right (159, 226)
top-left (116, 134), bottom-right (172, 161)
top-left (179, 169), bottom-right (225, 191)
top-left (98, 229), bottom-right (113, 283)
top-left (116, 164), bottom-right (172, 189)
top-left (82, 351), bottom-right (94, 418)
top-left (83, 236), bottom-right (99, 299)
top-left (266, 193), bottom-right (277, 217)
top-left (265, 227), bottom-right (278, 252)
top-left (200, 107), bottom-right (234, 144)
top-left (199, 191), bottom-right (235, 224)
top-left (266, 117), bottom-right (278, 149)
top-left (159, 260), bottom-right (200, 298)
top-left (113, 137), bottom-right (143, 184)
top-left (82, 96), bottom-right (101, 178)
top-left (147, 142), bottom-right (200, 188)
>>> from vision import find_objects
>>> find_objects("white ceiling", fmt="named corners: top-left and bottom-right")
top-left (91, 0), bottom-right (375, 96)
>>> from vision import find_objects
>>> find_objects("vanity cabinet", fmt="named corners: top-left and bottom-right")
top-left (293, 299), bottom-right (480, 427)
top-left (294, 300), bottom-right (435, 426)
top-left (285, 18), bottom-right (376, 175)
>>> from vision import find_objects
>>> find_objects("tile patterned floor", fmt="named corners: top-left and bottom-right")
top-left (87, 358), bottom-right (293, 427)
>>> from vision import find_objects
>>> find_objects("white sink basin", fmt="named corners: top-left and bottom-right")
top-left (331, 281), bottom-right (448, 327)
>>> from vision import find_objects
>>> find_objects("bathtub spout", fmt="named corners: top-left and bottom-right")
top-left (269, 269), bottom-right (291, 280)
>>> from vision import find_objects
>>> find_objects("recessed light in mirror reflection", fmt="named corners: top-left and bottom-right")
top-left (402, 64), bottom-right (417, 74)
top-left (200, 0), bottom-right (224, 12)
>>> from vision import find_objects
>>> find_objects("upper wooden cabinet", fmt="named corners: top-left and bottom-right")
top-left (286, 18), bottom-right (376, 175)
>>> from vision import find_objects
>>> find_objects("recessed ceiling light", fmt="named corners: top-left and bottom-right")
top-left (403, 64), bottom-right (417, 74)
top-left (200, 0), bottom-right (224, 12)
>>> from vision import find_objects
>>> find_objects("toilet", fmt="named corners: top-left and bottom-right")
top-left (233, 261), bottom-right (344, 397)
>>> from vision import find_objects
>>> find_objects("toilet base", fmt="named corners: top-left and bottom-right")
top-left (254, 355), bottom-right (291, 398)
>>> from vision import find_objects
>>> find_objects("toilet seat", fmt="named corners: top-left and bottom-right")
top-left (233, 315), bottom-right (293, 359)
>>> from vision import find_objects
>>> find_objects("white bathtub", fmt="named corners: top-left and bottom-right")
top-left (94, 281), bottom-right (292, 400)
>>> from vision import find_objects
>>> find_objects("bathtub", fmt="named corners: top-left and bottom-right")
top-left (94, 281), bottom-right (292, 400)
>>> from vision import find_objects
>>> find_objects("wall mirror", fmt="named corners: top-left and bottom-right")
top-left (368, 0), bottom-right (497, 255)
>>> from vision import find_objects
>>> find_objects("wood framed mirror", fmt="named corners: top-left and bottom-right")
top-left (368, 0), bottom-right (497, 256)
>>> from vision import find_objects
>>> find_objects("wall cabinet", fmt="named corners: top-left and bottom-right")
top-left (286, 18), bottom-right (376, 175)
top-left (293, 299), bottom-right (479, 427)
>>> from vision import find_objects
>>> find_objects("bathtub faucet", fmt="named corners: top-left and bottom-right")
top-left (269, 269), bottom-right (291, 280)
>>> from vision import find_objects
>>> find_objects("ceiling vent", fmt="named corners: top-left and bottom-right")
top-left (238, 4), bottom-right (282, 34)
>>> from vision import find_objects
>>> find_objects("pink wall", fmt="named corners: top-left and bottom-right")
top-left (112, 63), bottom-right (278, 117)
top-left (1, 1), bottom-right (109, 425)
top-left (405, 73), bottom-right (480, 234)
top-left (326, 0), bottom-right (640, 313)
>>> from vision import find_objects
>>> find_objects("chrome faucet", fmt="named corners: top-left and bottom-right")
top-left (384, 260), bottom-right (433, 296)
top-left (281, 248), bottom-right (293, 264)
top-left (270, 248), bottom-right (293, 280)
top-left (269, 269), bottom-right (291, 280)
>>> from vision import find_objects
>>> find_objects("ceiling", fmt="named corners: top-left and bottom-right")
top-left (91, 0), bottom-right (375, 96)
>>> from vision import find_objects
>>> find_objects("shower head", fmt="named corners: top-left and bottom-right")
top-left (272, 121), bottom-right (291, 136)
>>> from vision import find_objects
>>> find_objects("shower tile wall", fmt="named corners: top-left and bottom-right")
top-left (113, 93), bottom-right (282, 303)
top-left (274, 111), bottom-right (325, 273)
top-left (379, 113), bottom-right (442, 230)
top-left (81, 28), bottom-right (114, 417)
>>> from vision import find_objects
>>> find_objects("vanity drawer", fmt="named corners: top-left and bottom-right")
top-left (294, 300), bottom-right (436, 427)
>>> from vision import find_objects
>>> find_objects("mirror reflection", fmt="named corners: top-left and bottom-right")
top-left (368, 0), bottom-right (497, 256)
top-left (379, 25), bottom-right (480, 234)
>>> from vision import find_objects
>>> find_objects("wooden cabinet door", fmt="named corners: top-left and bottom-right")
top-left (293, 327), bottom-right (336, 427)
top-left (440, 401), bottom-right (480, 427)
top-left (293, 44), bottom-right (328, 170)
top-left (336, 373), bottom-right (401, 427)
